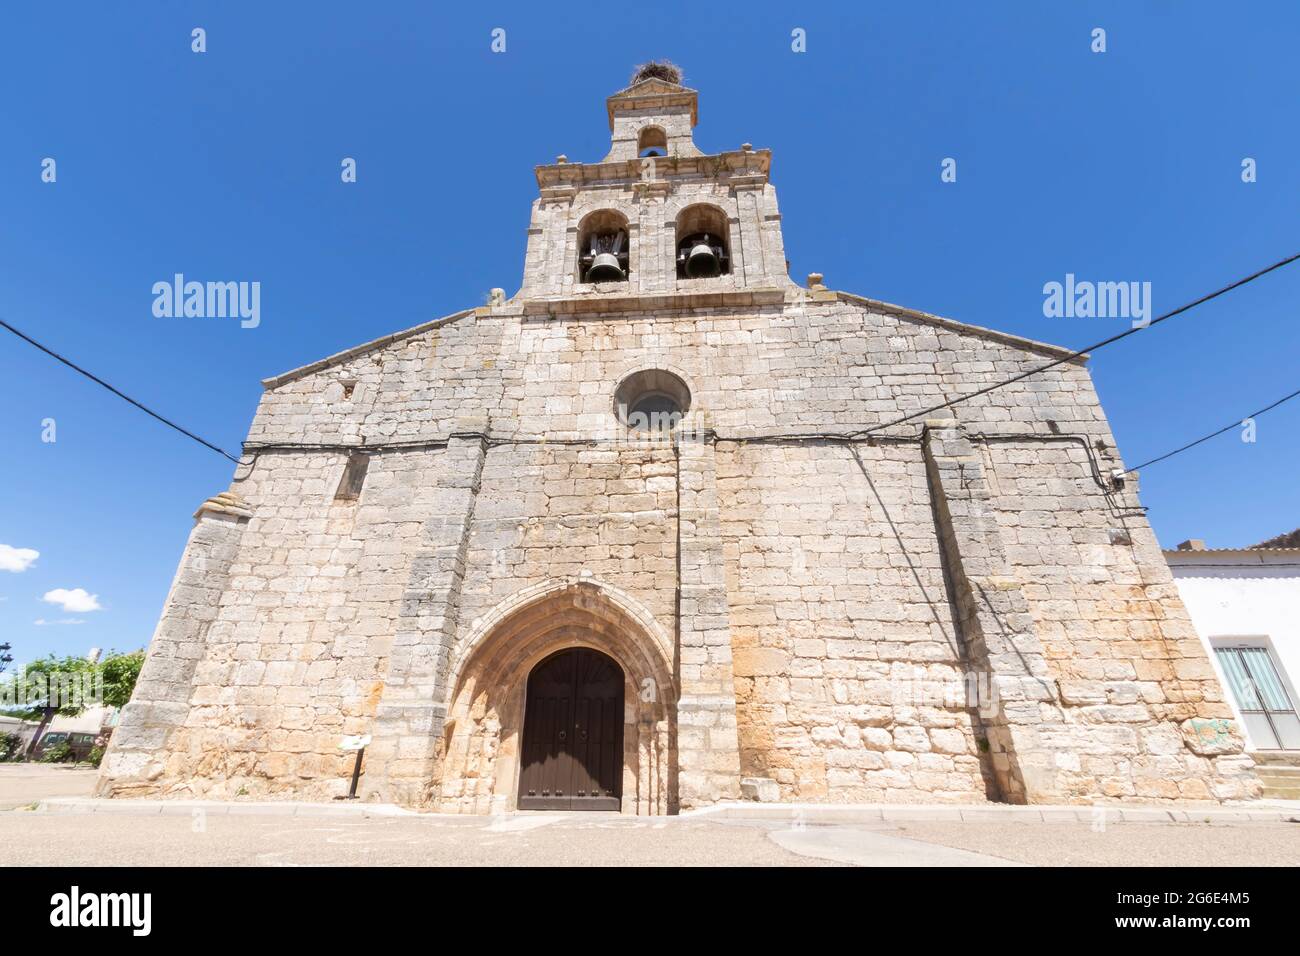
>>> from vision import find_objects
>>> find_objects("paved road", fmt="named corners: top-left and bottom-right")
top-left (2, 767), bottom-right (1297, 866)
top-left (0, 812), bottom-right (844, 866)
top-left (3, 809), bottom-right (1298, 866)
top-left (887, 820), bottom-right (1300, 867)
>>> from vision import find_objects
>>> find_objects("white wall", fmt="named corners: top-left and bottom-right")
top-left (1168, 551), bottom-right (1300, 751)
top-left (0, 716), bottom-right (37, 747)
top-left (44, 705), bottom-right (115, 736)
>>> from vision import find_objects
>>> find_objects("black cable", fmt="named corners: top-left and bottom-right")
top-left (9, 252), bottom-right (1295, 470)
top-left (0, 317), bottom-right (241, 464)
top-left (1122, 385), bottom-right (1300, 474)
top-left (850, 251), bottom-right (1300, 438)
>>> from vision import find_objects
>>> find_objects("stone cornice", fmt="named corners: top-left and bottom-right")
top-left (261, 308), bottom-right (475, 390)
top-left (835, 292), bottom-right (1087, 363)
top-left (606, 79), bottom-right (699, 130)
top-left (194, 491), bottom-right (253, 521)
top-left (520, 287), bottom-right (787, 317)
top-left (535, 150), bottom-right (770, 190)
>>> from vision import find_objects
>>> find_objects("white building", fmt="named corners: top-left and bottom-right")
top-left (1166, 535), bottom-right (1300, 799)
top-left (0, 715), bottom-right (38, 753)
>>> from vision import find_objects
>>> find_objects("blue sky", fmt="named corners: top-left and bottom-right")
top-left (2, 1), bottom-right (1298, 663)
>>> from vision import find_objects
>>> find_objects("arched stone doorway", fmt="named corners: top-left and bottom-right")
top-left (436, 580), bottom-right (675, 815)
top-left (518, 647), bottom-right (624, 810)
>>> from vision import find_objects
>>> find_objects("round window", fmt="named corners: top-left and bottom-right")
top-left (615, 370), bottom-right (691, 432)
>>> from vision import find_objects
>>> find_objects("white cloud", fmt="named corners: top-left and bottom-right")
top-left (33, 618), bottom-right (87, 627)
top-left (42, 588), bottom-right (103, 613)
top-left (0, 545), bottom-right (39, 573)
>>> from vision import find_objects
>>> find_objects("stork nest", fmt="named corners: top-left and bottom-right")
top-left (630, 60), bottom-right (683, 86)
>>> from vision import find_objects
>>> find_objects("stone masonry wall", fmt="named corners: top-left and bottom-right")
top-left (718, 439), bottom-right (997, 803)
top-left (434, 441), bottom-right (681, 812)
top-left (96, 496), bottom-right (250, 795)
top-left (456, 443), bottom-right (678, 631)
top-left (114, 448), bottom-right (449, 800)
top-left (980, 437), bottom-right (1259, 801)
top-left (98, 291), bottom-right (1257, 806)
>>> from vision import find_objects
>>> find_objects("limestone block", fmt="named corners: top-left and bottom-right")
top-left (740, 776), bottom-right (781, 802)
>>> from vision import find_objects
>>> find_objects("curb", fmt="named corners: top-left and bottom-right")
top-left (33, 797), bottom-right (423, 819)
top-left (682, 801), bottom-right (1300, 825)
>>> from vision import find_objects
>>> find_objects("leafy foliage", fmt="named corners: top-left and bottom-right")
top-left (0, 732), bottom-right (24, 762)
top-left (0, 648), bottom-right (143, 761)
top-left (100, 650), bottom-right (145, 709)
top-left (39, 739), bottom-right (74, 763)
top-left (5, 655), bottom-right (98, 721)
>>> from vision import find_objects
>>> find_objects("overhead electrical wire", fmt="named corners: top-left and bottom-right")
top-left (849, 251), bottom-right (1300, 438)
top-left (2, 252), bottom-right (1297, 470)
top-left (1122, 384), bottom-right (1300, 474)
top-left (0, 317), bottom-right (242, 464)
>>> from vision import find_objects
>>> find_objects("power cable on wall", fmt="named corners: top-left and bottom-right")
top-left (3, 252), bottom-right (1297, 470)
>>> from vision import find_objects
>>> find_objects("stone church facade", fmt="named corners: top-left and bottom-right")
top-left (98, 65), bottom-right (1259, 812)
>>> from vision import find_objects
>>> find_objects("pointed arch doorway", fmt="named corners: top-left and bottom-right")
top-left (518, 647), bottom-right (624, 810)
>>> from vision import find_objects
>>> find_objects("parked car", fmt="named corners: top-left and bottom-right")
top-left (36, 731), bottom-right (99, 763)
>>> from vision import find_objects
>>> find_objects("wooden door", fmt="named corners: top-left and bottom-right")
top-left (518, 648), bottom-right (623, 810)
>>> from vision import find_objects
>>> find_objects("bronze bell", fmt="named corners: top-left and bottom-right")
top-left (685, 239), bottom-right (721, 278)
top-left (587, 252), bottom-right (625, 282)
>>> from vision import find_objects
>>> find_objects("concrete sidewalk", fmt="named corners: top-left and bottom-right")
top-left (10, 764), bottom-right (1297, 824)
top-left (34, 796), bottom-right (423, 818)
top-left (686, 800), bottom-right (1300, 825)
top-left (30, 794), bottom-right (1300, 824)
top-left (0, 765), bottom-right (98, 810)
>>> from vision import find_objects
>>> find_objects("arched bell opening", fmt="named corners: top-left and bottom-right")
top-left (637, 126), bottom-right (668, 158)
top-left (675, 203), bottom-right (730, 279)
top-left (577, 209), bottom-right (631, 284)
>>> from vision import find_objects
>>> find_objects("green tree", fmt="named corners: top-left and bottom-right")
top-left (8, 655), bottom-right (99, 760)
top-left (0, 642), bottom-right (12, 675)
top-left (100, 649), bottom-right (145, 709)
top-left (0, 732), bottom-right (24, 761)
